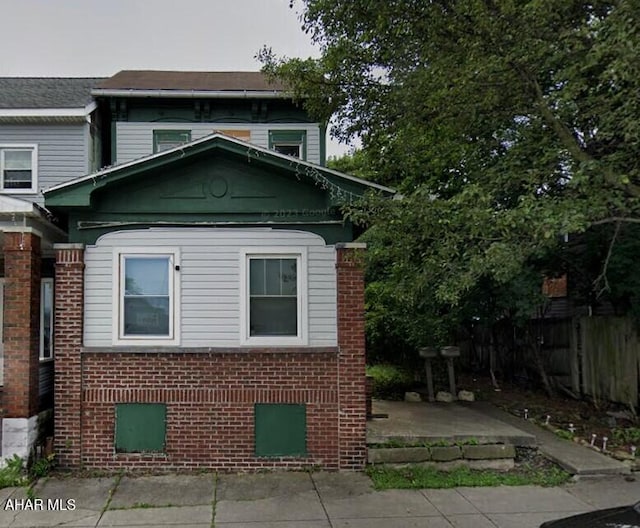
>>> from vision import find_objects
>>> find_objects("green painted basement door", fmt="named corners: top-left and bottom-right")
top-left (254, 403), bottom-right (306, 457)
top-left (115, 403), bottom-right (166, 453)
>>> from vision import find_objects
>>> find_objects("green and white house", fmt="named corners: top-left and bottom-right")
top-left (42, 71), bottom-right (394, 470)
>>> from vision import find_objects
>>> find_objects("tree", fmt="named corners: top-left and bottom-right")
top-left (259, 1), bottom-right (640, 366)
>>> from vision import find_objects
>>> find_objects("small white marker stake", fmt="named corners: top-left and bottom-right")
top-left (602, 436), bottom-right (608, 451)
top-left (545, 415), bottom-right (550, 426)
top-left (524, 408), bottom-right (529, 420)
top-left (590, 434), bottom-right (597, 447)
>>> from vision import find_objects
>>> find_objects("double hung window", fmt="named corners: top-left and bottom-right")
top-left (0, 145), bottom-right (37, 192)
top-left (240, 249), bottom-right (307, 345)
top-left (114, 250), bottom-right (179, 345)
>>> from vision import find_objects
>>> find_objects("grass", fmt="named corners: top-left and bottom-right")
top-left (366, 464), bottom-right (571, 490)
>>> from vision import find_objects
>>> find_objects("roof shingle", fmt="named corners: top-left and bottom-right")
top-left (0, 77), bottom-right (105, 109)
top-left (94, 70), bottom-right (286, 92)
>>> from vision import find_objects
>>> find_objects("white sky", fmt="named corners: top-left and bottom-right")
top-left (1, 0), bottom-right (351, 157)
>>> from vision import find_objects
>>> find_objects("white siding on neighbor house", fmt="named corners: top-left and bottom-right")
top-left (0, 124), bottom-right (89, 205)
top-left (83, 228), bottom-right (337, 348)
top-left (115, 122), bottom-right (322, 165)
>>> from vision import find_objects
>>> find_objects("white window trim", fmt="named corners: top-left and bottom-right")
top-left (239, 247), bottom-right (308, 346)
top-left (112, 247), bottom-right (181, 346)
top-left (0, 144), bottom-right (38, 194)
top-left (40, 278), bottom-right (54, 361)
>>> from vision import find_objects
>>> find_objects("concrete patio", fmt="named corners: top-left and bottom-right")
top-left (367, 400), bottom-right (537, 446)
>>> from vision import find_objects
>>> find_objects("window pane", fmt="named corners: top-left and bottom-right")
top-left (280, 259), bottom-right (297, 295)
top-left (124, 258), bottom-right (169, 295)
top-left (124, 297), bottom-right (170, 335)
top-left (3, 170), bottom-right (32, 188)
top-left (274, 144), bottom-right (301, 158)
top-left (249, 259), bottom-right (265, 295)
top-left (41, 281), bottom-right (53, 359)
top-left (4, 150), bottom-right (32, 169)
top-left (265, 259), bottom-right (281, 295)
top-left (250, 297), bottom-right (297, 336)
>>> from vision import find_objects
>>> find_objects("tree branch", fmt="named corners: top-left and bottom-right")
top-left (513, 64), bottom-right (640, 199)
top-left (593, 221), bottom-right (621, 299)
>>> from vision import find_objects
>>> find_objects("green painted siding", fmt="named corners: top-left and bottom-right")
top-left (255, 404), bottom-right (306, 457)
top-left (115, 403), bottom-right (166, 453)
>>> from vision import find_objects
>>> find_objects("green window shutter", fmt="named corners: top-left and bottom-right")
top-left (255, 404), bottom-right (306, 457)
top-left (268, 130), bottom-right (307, 160)
top-left (115, 403), bottom-right (166, 453)
top-left (153, 130), bottom-right (192, 153)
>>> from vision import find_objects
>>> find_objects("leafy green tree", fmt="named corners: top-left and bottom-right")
top-left (260, 1), bottom-right (640, 372)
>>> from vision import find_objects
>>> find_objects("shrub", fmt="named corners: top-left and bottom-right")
top-left (0, 455), bottom-right (28, 488)
top-left (367, 364), bottom-right (414, 400)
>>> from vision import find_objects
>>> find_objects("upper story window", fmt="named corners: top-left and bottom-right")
top-left (240, 248), bottom-right (307, 346)
top-left (0, 145), bottom-right (37, 193)
top-left (268, 130), bottom-right (307, 160)
top-left (113, 248), bottom-right (180, 345)
top-left (153, 130), bottom-right (191, 153)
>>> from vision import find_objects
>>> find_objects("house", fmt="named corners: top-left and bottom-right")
top-left (0, 77), bottom-right (105, 464)
top-left (42, 71), bottom-right (394, 470)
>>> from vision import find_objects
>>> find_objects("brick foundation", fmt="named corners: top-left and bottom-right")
top-left (79, 351), bottom-right (339, 470)
top-left (54, 243), bottom-right (368, 471)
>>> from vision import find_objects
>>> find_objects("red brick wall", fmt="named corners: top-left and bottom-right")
top-left (79, 351), bottom-right (340, 470)
top-left (3, 231), bottom-right (41, 418)
top-left (336, 245), bottom-right (367, 470)
top-left (53, 245), bottom-right (85, 468)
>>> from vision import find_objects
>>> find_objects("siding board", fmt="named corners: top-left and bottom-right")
top-left (116, 122), bottom-right (322, 165)
top-left (0, 124), bottom-right (88, 205)
top-left (84, 228), bottom-right (337, 347)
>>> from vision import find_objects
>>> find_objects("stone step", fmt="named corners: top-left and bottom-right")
top-left (368, 443), bottom-right (516, 467)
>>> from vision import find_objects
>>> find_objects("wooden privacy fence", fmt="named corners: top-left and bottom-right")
top-left (579, 316), bottom-right (640, 406)
top-left (465, 315), bottom-right (640, 406)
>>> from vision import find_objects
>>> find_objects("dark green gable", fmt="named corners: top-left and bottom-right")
top-left (45, 134), bottom-right (393, 245)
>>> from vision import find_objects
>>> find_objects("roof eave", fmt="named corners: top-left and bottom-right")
top-left (91, 88), bottom-right (291, 99)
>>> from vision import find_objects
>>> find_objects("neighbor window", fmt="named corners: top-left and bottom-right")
top-left (240, 248), bottom-right (307, 345)
top-left (0, 145), bottom-right (37, 192)
top-left (153, 130), bottom-right (191, 153)
top-left (114, 249), bottom-right (180, 344)
top-left (268, 130), bottom-right (307, 160)
top-left (40, 279), bottom-right (54, 360)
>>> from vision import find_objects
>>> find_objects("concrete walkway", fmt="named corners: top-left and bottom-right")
top-left (473, 402), bottom-right (629, 476)
top-left (2, 471), bottom-right (640, 527)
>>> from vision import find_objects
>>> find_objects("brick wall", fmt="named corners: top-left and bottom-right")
top-left (3, 231), bottom-right (41, 418)
top-left (79, 351), bottom-right (340, 470)
top-left (53, 245), bottom-right (85, 468)
top-left (336, 244), bottom-right (367, 470)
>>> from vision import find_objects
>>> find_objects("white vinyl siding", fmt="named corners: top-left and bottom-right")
top-left (0, 124), bottom-right (89, 205)
top-left (115, 122), bottom-right (322, 165)
top-left (83, 228), bottom-right (337, 347)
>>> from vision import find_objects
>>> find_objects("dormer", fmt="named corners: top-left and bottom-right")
top-left (92, 70), bottom-right (327, 167)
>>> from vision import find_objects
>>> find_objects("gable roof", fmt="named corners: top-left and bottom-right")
top-left (92, 70), bottom-right (287, 98)
top-left (0, 77), bottom-right (104, 109)
top-left (45, 132), bottom-right (394, 206)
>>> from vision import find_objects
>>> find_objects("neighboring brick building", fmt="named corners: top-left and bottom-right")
top-left (40, 72), bottom-right (393, 470)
